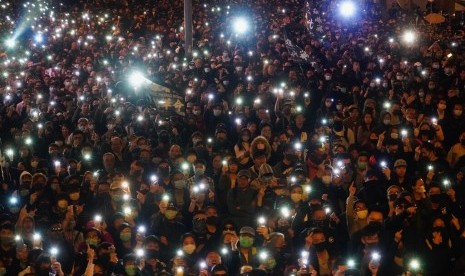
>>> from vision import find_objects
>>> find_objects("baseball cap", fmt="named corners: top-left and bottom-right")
top-left (394, 159), bottom-right (407, 168)
top-left (237, 169), bottom-right (251, 179)
top-left (239, 226), bottom-right (255, 237)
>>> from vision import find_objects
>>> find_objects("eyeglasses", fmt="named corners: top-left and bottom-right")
top-left (51, 227), bottom-right (63, 232)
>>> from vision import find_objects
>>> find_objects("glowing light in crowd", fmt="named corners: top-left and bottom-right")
top-left (339, 1), bottom-right (356, 18)
top-left (403, 30), bottom-right (416, 44)
top-left (232, 17), bottom-right (249, 34)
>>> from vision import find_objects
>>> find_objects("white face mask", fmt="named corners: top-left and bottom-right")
top-left (213, 109), bottom-right (222, 116)
top-left (183, 244), bottom-right (196, 254)
top-left (324, 75), bottom-right (331, 81)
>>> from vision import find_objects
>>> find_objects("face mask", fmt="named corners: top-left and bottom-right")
top-left (391, 133), bottom-right (399, 139)
top-left (195, 168), bottom-right (205, 175)
top-left (370, 82), bottom-right (376, 88)
top-left (383, 119), bottom-right (391, 125)
top-left (213, 109), bottom-right (222, 116)
top-left (290, 193), bottom-right (303, 203)
top-left (357, 162), bottom-right (367, 170)
top-left (324, 75), bottom-right (331, 80)
top-left (365, 242), bottom-right (379, 251)
top-left (418, 91), bottom-right (425, 97)
top-left (313, 219), bottom-right (327, 228)
top-left (356, 210), bottom-right (368, 219)
top-left (322, 176), bottom-right (331, 185)
top-left (388, 193), bottom-right (398, 201)
top-left (313, 241), bottom-right (327, 252)
top-left (193, 219), bottom-right (207, 234)
top-left (174, 180), bottom-right (186, 189)
top-left (206, 216), bottom-right (218, 225)
top-left (86, 238), bottom-right (99, 246)
top-left (265, 258), bottom-right (277, 270)
top-left (0, 235), bottom-right (13, 245)
top-left (223, 80), bottom-right (229, 86)
top-left (111, 194), bottom-right (123, 202)
top-left (204, 68), bottom-right (211, 73)
top-left (183, 244), bottom-right (196, 254)
top-left (336, 104), bottom-right (342, 110)
top-left (432, 64), bottom-right (440, 69)
top-left (124, 265), bottom-right (137, 276)
top-left (368, 221), bottom-right (383, 229)
top-left (120, 232), bottom-right (131, 242)
top-left (429, 194), bottom-right (444, 204)
top-left (69, 193), bottom-right (80, 201)
top-left (242, 135), bottom-right (250, 142)
top-left (31, 161), bottom-right (39, 168)
top-left (235, 66), bottom-right (243, 72)
top-left (20, 189), bottom-right (29, 197)
top-left (239, 236), bottom-right (254, 248)
top-left (193, 110), bottom-right (201, 116)
top-left (454, 110), bottom-right (463, 117)
top-left (165, 210), bottom-right (178, 220)
top-left (396, 76), bottom-right (403, 81)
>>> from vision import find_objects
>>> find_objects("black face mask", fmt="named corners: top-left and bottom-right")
top-left (364, 242), bottom-right (379, 252)
top-left (313, 241), bottom-right (327, 252)
top-left (313, 219), bottom-right (328, 228)
top-left (388, 194), bottom-right (398, 202)
top-left (158, 168), bottom-right (170, 177)
top-left (206, 216), bottom-right (218, 226)
top-left (429, 194), bottom-right (445, 204)
top-left (98, 253), bottom-right (111, 265)
top-left (132, 170), bottom-right (142, 177)
top-left (193, 219), bottom-right (207, 234)
top-left (333, 121), bottom-right (343, 132)
top-left (145, 249), bottom-right (159, 259)
top-left (368, 221), bottom-right (383, 229)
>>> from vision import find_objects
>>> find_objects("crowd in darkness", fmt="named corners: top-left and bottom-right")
top-left (1, 0), bottom-right (465, 275)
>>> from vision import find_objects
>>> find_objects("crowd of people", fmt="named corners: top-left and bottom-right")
top-left (0, 0), bottom-right (465, 275)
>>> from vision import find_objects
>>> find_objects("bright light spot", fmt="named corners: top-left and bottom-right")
top-left (34, 33), bottom-right (43, 43)
top-left (348, 259), bottom-right (355, 268)
top-left (5, 38), bottom-right (16, 48)
top-left (403, 30), bottom-right (416, 44)
top-left (232, 17), bottom-right (249, 34)
top-left (129, 71), bottom-right (147, 88)
top-left (409, 259), bottom-right (420, 271)
top-left (50, 247), bottom-right (58, 256)
top-left (9, 197), bottom-right (18, 204)
top-left (340, 1), bottom-right (356, 17)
